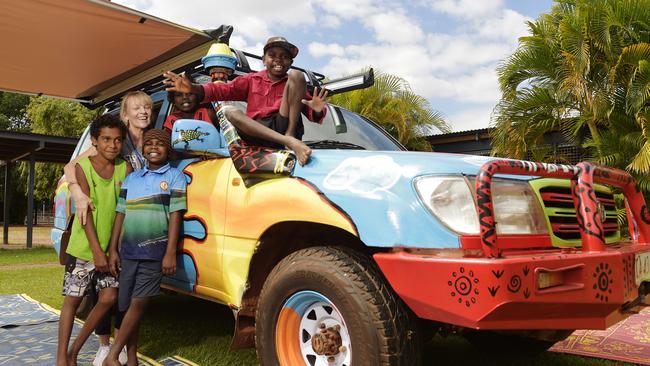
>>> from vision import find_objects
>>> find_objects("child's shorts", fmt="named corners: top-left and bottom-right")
top-left (240, 114), bottom-right (304, 149)
top-left (61, 254), bottom-right (118, 297)
top-left (118, 259), bottom-right (163, 311)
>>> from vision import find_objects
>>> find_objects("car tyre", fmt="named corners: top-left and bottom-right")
top-left (255, 246), bottom-right (420, 366)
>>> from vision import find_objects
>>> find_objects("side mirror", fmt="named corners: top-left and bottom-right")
top-left (171, 119), bottom-right (229, 157)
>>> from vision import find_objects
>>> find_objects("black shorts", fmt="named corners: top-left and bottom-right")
top-left (118, 259), bottom-right (163, 311)
top-left (240, 114), bottom-right (304, 149)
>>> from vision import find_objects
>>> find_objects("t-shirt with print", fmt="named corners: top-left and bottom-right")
top-left (116, 163), bottom-right (187, 261)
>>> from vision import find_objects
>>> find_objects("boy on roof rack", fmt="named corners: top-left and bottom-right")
top-left (163, 36), bottom-right (328, 166)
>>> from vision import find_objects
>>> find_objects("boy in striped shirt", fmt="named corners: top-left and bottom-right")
top-left (104, 129), bottom-right (186, 366)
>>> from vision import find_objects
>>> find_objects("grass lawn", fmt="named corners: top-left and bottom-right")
top-left (0, 246), bottom-right (58, 265)
top-left (0, 249), bottom-right (637, 366)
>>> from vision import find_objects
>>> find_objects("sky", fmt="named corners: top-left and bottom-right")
top-left (114, 0), bottom-right (555, 134)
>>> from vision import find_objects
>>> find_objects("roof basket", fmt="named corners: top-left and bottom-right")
top-left (96, 52), bottom-right (373, 111)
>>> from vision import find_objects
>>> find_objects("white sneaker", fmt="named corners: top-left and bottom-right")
top-left (93, 345), bottom-right (110, 366)
top-left (118, 346), bottom-right (128, 365)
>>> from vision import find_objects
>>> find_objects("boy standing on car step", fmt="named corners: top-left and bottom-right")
top-left (57, 115), bottom-right (131, 366)
top-left (163, 36), bottom-right (329, 167)
top-left (103, 129), bottom-right (186, 366)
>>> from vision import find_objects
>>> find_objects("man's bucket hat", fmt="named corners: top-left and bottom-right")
top-left (202, 43), bottom-right (238, 72)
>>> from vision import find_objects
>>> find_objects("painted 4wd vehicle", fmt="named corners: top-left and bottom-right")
top-left (8, 2), bottom-right (645, 365)
top-left (53, 73), bottom-right (650, 365)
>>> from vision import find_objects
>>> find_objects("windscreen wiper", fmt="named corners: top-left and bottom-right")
top-left (304, 140), bottom-right (366, 150)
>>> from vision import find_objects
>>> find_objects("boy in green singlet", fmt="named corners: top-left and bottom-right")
top-left (56, 114), bottom-right (133, 366)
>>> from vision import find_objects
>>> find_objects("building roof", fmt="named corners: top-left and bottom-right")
top-left (0, 131), bottom-right (77, 164)
top-left (426, 128), bottom-right (492, 144)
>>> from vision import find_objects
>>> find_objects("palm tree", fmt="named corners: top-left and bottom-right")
top-left (329, 69), bottom-right (451, 150)
top-left (491, 0), bottom-right (650, 180)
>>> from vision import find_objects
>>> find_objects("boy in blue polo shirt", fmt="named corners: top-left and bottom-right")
top-left (104, 129), bottom-right (186, 366)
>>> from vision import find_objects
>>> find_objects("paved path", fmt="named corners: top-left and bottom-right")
top-left (0, 262), bottom-right (59, 270)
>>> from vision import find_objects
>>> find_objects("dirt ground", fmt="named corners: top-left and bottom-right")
top-left (0, 225), bottom-right (53, 249)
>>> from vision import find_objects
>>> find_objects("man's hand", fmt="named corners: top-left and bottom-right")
top-left (93, 251), bottom-right (109, 273)
top-left (162, 253), bottom-right (176, 275)
top-left (108, 251), bottom-right (121, 277)
top-left (163, 71), bottom-right (193, 94)
top-left (70, 185), bottom-right (94, 226)
top-left (301, 87), bottom-right (329, 113)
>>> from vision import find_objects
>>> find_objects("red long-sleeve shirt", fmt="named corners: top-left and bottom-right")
top-left (200, 70), bottom-right (325, 122)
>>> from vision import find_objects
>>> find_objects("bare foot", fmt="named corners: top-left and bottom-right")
top-left (102, 357), bottom-right (121, 366)
top-left (286, 137), bottom-right (311, 166)
top-left (55, 357), bottom-right (68, 366)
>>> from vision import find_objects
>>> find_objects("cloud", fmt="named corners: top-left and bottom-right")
top-left (114, 0), bottom-right (315, 43)
top-left (114, 0), bottom-right (537, 132)
top-left (429, 0), bottom-right (504, 19)
top-left (317, 0), bottom-right (378, 19)
top-left (308, 42), bottom-right (346, 58)
top-left (475, 9), bottom-right (530, 41)
top-left (446, 105), bottom-right (497, 132)
top-left (363, 12), bottom-right (424, 44)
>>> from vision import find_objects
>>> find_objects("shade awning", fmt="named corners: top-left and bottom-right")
top-left (0, 0), bottom-right (212, 106)
top-left (0, 131), bottom-right (78, 164)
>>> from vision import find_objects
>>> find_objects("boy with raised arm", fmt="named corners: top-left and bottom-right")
top-left (163, 36), bottom-right (328, 166)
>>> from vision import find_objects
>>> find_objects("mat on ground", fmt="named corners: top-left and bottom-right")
top-left (550, 307), bottom-right (650, 365)
top-left (0, 294), bottom-right (198, 366)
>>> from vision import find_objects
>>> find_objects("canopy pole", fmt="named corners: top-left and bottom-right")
top-left (3, 161), bottom-right (10, 244)
top-left (26, 155), bottom-right (35, 248)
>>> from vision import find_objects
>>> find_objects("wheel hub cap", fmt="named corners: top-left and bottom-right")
top-left (311, 324), bottom-right (343, 356)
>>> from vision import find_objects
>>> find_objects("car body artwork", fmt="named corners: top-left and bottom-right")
top-left (52, 98), bottom-right (650, 365)
top-left (12, 2), bottom-right (646, 364)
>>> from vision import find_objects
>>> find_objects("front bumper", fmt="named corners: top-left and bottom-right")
top-left (374, 244), bottom-right (650, 330)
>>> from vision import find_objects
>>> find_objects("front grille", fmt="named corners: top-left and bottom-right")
top-left (536, 183), bottom-right (619, 243)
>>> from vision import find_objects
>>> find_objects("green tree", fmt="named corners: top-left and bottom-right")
top-left (0, 91), bottom-right (30, 131)
top-left (18, 97), bottom-right (98, 200)
top-left (491, 0), bottom-right (650, 188)
top-left (329, 69), bottom-right (451, 150)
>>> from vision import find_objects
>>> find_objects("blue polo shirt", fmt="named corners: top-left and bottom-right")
top-left (116, 163), bottom-right (187, 261)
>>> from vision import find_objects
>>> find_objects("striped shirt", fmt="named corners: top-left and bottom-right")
top-left (116, 163), bottom-right (186, 260)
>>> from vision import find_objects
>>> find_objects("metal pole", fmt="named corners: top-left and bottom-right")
top-left (3, 162), bottom-right (10, 245)
top-left (26, 155), bottom-right (35, 248)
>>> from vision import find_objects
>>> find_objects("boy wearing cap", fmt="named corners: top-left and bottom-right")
top-left (103, 129), bottom-right (186, 366)
top-left (163, 36), bottom-right (328, 166)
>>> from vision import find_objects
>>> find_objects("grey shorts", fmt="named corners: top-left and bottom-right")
top-left (62, 254), bottom-right (118, 297)
top-left (118, 259), bottom-right (163, 311)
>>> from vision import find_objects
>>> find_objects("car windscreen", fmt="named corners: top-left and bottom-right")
top-left (302, 106), bottom-right (404, 151)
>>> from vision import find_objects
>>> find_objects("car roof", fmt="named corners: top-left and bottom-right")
top-left (0, 0), bottom-right (212, 106)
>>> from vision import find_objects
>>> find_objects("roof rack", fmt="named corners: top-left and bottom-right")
top-left (97, 48), bottom-right (372, 112)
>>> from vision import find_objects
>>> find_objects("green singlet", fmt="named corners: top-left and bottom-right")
top-left (66, 156), bottom-right (127, 261)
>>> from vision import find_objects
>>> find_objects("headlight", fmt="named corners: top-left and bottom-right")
top-left (415, 177), bottom-right (479, 234)
top-left (415, 176), bottom-right (547, 235)
top-left (491, 179), bottom-right (547, 234)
